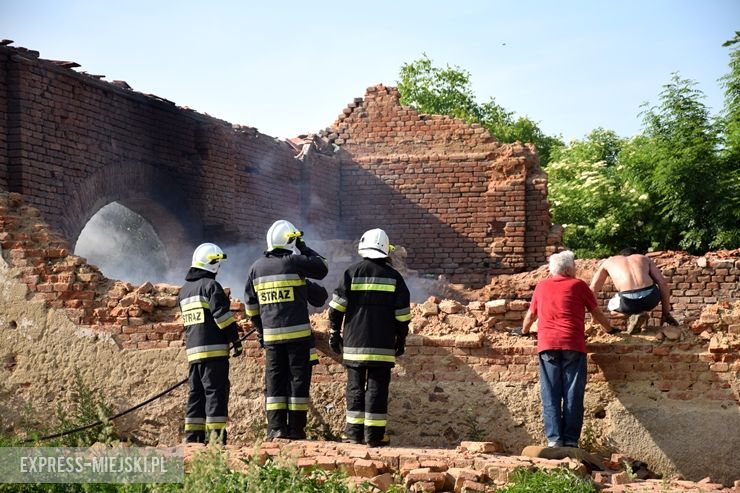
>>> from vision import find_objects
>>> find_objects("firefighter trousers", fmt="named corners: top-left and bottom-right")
top-left (265, 339), bottom-right (312, 438)
top-left (185, 358), bottom-right (230, 444)
top-left (345, 365), bottom-right (391, 443)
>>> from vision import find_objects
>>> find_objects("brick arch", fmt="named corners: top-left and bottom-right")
top-left (62, 162), bottom-right (203, 270)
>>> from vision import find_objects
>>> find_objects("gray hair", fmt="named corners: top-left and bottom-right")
top-left (549, 250), bottom-right (576, 276)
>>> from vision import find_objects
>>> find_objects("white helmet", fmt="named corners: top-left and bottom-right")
top-left (191, 243), bottom-right (226, 273)
top-left (358, 228), bottom-right (395, 259)
top-left (266, 219), bottom-right (301, 251)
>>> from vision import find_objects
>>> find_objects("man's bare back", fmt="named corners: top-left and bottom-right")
top-left (600, 254), bottom-right (656, 292)
top-left (590, 249), bottom-right (677, 326)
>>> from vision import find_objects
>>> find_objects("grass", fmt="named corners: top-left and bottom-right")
top-left (497, 467), bottom-right (597, 493)
top-left (463, 408), bottom-right (484, 441)
top-left (1, 374), bottom-right (599, 492)
top-left (0, 374), bottom-right (379, 492)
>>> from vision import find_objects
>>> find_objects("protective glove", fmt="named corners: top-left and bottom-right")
top-left (661, 313), bottom-right (679, 326)
top-left (510, 327), bottom-right (534, 337)
top-left (295, 234), bottom-right (308, 252)
top-left (230, 342), bottom-right (243, 357)
top-left (329, 332), bottom-right (343, 354)
top-left (395, 340), bottom-right (406, 357)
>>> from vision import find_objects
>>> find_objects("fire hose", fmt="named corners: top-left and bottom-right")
top-left (23, 328), bottom-right (257, 443)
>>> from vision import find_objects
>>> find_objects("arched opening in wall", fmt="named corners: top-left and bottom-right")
top-left (74, 202), bottom-right (170, 285)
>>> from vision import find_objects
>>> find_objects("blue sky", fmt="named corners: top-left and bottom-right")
top-left (2, 1), bottom-right (738, 142)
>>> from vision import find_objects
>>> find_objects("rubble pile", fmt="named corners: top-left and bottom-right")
top-left (177, 440), bottom-right (735, 492)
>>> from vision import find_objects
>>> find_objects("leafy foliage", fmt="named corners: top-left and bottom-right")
top-left (548, 129), bottom-right (648, 257)
top-left (397, 55), bottom-right (563, 164)
top-left (55, 368), bottom-right (117, 446)
top-left (549, 41), bottom-right (740, 256)
top-left (498, 467), bottom-right (596, 493)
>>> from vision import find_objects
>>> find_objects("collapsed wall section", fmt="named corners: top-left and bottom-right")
top-left (322, 85), bottom-right (555, 286)
top-left (0, 193), bottom-right (737, 485)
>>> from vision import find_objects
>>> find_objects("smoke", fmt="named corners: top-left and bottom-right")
top-left (74, 203), bottom-right (439, 304)
top-left (74, 202), bottom-right (174, 286)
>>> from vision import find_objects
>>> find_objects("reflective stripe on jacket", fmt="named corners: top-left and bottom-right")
top-left (244, 245), bottom-right (328, 346)
top-left (329, 258), bottom-right (410, 368)
top-left (177, 268), bottom-right (239, 363)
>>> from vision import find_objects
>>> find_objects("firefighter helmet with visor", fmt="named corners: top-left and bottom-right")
top-left (266, 219), bottom-right (302, 251)
top-left (191, 243), bottom-right (227, 273)
top-left (358, 228), bottom-right (395, 259)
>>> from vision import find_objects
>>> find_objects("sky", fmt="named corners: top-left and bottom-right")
top-left (1, 1), bottom-right (738, 142)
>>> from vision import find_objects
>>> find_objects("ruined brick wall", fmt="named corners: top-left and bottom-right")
top-left (322, 85), bottom-right (553, 286)
top-left (1, 44), bottom-right (557, 285)
top-left (0, 45), bottom-right (339, 265)
top-left (484, 252), bottom-right (740, 327)
top-left (0, 46), bottom-right (8, 189)
top-left (1, 192), bottom-right (738, 484)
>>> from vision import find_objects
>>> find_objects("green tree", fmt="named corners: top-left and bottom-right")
top-left (397, 55), bottom-right (563, 165)
top-left (621, 73), bottom-right (738, 252)
top-left (548, 129), bottom-right (648, 257)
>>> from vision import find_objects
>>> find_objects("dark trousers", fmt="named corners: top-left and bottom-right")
top-left (345, 365), bottom-right (391, 443)
top-left (538, 350), bottom-right (587, 447)
top-left (265, 340), bottom-right (312, 437)
top-left (186, 358), bottom-right (230, 444)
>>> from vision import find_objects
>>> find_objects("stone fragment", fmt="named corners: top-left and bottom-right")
top-left (154, 296), bottom-right (178, 308)
top-left (610, 471), bottom-right (633, 485)
top-left (409, 482), bottom-right (436, 493)
top-left (662, 326), bottom-right (682, 341)
top-left (446, 468), bottom-right (481, 492)
top-left (467, 301), bottom-right (484, 311)
top-left (709, 335), bottom-right (729, 353)
top-left (136, 296), bottom-right (155, 313)
top-left (459, 441), bottom-right (503, 454)
top-left (405, 470), bottom-right (446, 490)
top-left (135, 281), bottom-right (153, 295)
top-left (353, 458), bottom-right (378, 477)
top-left (420, 301), bottom-right (439, 317)
top-left (455, 334), bottom-right (484, 348)
top-left (439, 300), bottom-right (463, 314)
top-left (447, 314), bottom-right (478, 332)
top-left (370, 472), bottom-right (393, 492)
top-left (119, 294), bottom-right (135, 307)
top-left (296, 458), bottom-right (316, 469)
top-left (410, 318), bottom-right (429, 333)
top-left (485, 300), bottom-right (507, 315)
top-left (508, 300), bottom-right (530, 312)
top-left (419, 459), bottom-right (447, 472)
top-left (460, 480), bottom-right (488, 492)
top-left (312, 456), bottom-right (335, 470)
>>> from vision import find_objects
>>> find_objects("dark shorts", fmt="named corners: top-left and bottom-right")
top-left (607, 284), bottom-right (661, 315)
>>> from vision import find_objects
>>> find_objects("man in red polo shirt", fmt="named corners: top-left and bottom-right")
top-left (520, 250), bottom-right (614, 448)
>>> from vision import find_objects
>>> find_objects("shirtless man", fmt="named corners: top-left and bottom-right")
top-left (590, 248), bottom-right (679, 333)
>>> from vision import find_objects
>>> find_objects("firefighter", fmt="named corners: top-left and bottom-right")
top-left (306, 280), bottom-right (329, 367)
top-left (244, 220), bottom-right (328, 440)
top-left (177, 243), bottom-right (242, 444)
top-left (328, 228), bottom-right (411, 447)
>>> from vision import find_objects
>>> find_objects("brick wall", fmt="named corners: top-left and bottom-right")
top-left (322, 85), bottom-right (553, 285)
top-left (0, 45), bottom-right (559, 285)
top-left (1, 191), bottom-right (738, 484)
top-left (484, 252), bottom-right (740, 326)
top-left (0, 45), bottom-right (336, 262)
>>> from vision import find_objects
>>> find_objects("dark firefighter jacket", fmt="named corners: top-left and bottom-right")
top-left (177, 267), bottom-right (239, 364)
top-left (306, 280), bottom-right (329, 364)
top-left (328, 258), bottom-right (411, 367)
top-left (244, 244), bottom-right (328, 345)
